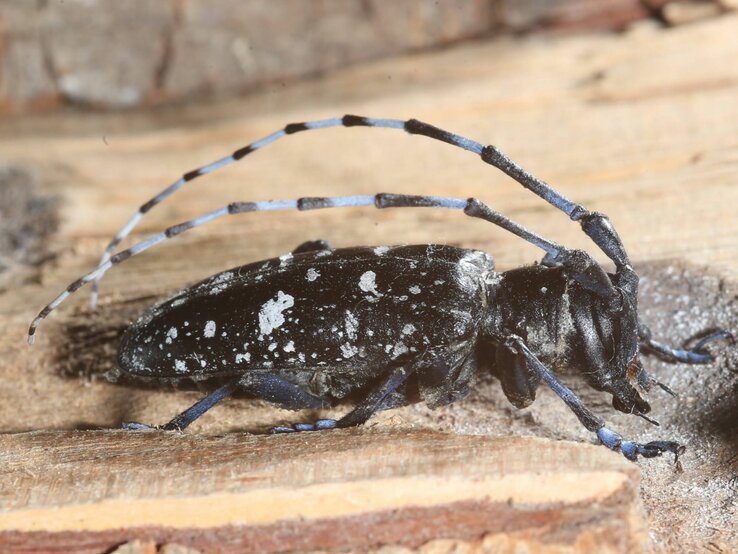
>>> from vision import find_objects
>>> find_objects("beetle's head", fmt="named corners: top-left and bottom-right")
top-left (571, 277), bottom-right (653, 417)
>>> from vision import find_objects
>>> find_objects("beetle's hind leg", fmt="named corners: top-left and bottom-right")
top-left (271, 365), bottom-right (415, 433)
top-left (639, 324), bottom-right (733, 364)
top-left (124, 372), bottom-right (325, 431)
top-left (504, 335), bottom-right (685, 463)
top-left (123, 378), bottom-right (242, 431)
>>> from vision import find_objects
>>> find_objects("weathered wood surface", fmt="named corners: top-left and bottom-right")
top-left (0, 431), bottom-right (644, 553)
top-left (0, 13), bottom-right (737, 554)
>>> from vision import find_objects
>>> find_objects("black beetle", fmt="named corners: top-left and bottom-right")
top-left (28, 115), bottom-right (731, 461)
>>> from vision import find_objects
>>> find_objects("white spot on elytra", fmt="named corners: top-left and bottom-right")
top-left (402, 324), bottom-right (416, 335)
top-left (279, 252), bottom-right (293, 267)
top-left (391, 342), bottom-right (409, 359)
top-left (284, 341), bottom-right (295, 352)
top-left (306, 268), bottom-right (320, 282)
top-left (236, 353), bottom-right (251, 363)
top-left (409, 285), bottom-right (421, 295)
top-left (373, 246), bottom-right (390, 256)
top-left (258, 291), bottom-right (294, 335)
top-left (174, 359), bottom-right (187, 373)
top-left (345, 311), bottom-right (359, 340)
top-left (204, 321), bottom-right (216, 338)
top-left (341, 343), bottom-right (358, 358)
top-left (359, 271), bottom-right (382, 298)
top-left (208, 271), bottom-right (234, 295)
top-left (166, 327), bottom-right (177, 344)
top-left (268, 342), bottom-right (277, 351)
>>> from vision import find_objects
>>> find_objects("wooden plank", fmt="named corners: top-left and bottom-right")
top-left (0, 430), bottom-right (644, 553)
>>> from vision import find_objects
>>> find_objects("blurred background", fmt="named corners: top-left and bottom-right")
top-left (1, 0), bottom-right (735, 113)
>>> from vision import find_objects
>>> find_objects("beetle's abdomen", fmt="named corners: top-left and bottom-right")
top-left (118, 244), bottom-right (492, 381)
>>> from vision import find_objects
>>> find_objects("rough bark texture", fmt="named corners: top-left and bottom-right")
top-left (0, 12), bottom-right (737, 554)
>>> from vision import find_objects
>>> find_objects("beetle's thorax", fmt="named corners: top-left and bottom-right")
top-left (484, 265), bottom-right (575, 368)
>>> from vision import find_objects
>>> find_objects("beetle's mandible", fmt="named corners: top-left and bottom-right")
top-left (28, 115), bottom-right (732, 463)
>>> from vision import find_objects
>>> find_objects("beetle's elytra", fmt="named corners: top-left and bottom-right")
top-left (29, 115), bottom-right (731, 462)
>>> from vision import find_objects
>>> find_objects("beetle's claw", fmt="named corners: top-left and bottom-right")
top-left (636, 440), bottom-right (684, 459)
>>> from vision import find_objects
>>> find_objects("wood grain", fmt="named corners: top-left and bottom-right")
top-left (0, 430), bottom-right (644, 553)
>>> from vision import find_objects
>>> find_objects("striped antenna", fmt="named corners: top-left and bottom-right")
top-left (89, 115), bottom-right (585, 308)
top-left (28, 192), bottom-right (563, 343)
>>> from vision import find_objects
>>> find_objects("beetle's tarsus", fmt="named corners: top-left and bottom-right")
top-left (122, 421), bottom-right (158, 431)
top-left (270, 419), bottom-right (337, 434)
top-left (596, 426), bottom-right (683, 462)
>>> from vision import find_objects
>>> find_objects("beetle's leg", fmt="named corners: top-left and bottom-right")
top-left (639, 324), bottom-right (733, 364)
top-left (123, 378), bottom-right (242, 431)
top-left (271, 365), bottom-right (415, 433)
top-left (493, 339), bottom-right (540, 409)
top-left (241, 372), bottom-right (326, 410)
top-left (124, 373), bottom-right (325, 432)
top-left (292, 239), bottom-right (333, 254)
top-left (504, 335), bottom-right (684, 463)
top-left (31, 193), bottom-right (573, 342)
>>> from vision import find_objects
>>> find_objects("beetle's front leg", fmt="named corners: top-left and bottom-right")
top-left (639, 324), bottom-right (733, 364)
top-left (504, 336), bottom-right (684, 463)
top-left (271, 365), bottom-right (415, 433)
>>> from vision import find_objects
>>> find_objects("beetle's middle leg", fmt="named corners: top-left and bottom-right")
top-left (504, 336), bottom-right (684, 462)
top-left (123, 372), bottom-right (325, 431)
top-left (638, 324), bottom-right (733, 365)
top-left (271, 365), bottom-right (415, 433)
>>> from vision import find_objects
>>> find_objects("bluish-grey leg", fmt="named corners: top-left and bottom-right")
top-left (505, 336), bottom-right (684, 462)
top-left (639, 325), bottom-right (733, 364)
top-left (124, 372), bottom-right (324, 431)
top-left (123, 378), bottom-right (241, 431)
top-left (271, 365), bottom-right (414, 433)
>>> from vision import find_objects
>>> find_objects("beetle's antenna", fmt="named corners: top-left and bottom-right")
top-left (90, 114), bottom-right (618, 308)
top-left (28, 193), bottom-right (565, 343)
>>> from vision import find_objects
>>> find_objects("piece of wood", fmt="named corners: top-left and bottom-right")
top-left (1, 12), bottom-right (737, 554)
top-left (0, 430), bottom-right (644, 553)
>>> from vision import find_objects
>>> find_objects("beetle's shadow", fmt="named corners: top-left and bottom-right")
top-left (54, 294), bottom-right (226, 394)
